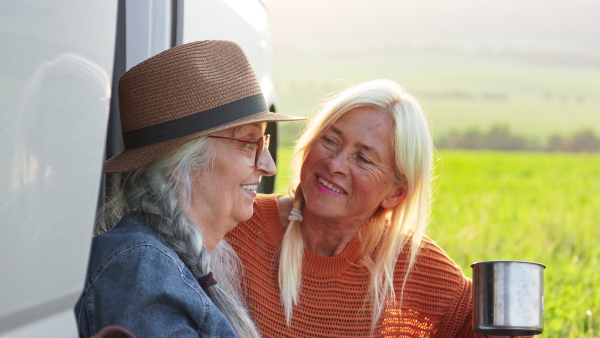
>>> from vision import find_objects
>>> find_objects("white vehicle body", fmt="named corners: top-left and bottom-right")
top-left (0, 1), bottom-right (276, 336)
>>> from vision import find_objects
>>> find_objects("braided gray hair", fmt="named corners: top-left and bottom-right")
top-left (96, 136), bottom-right (260, 337)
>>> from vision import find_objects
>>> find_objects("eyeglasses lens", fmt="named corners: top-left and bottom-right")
top-left (255, 135), bottom-right (270, 167)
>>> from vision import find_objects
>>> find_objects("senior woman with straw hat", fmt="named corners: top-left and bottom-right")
top-left (75, 40), bottom-right (304, 337)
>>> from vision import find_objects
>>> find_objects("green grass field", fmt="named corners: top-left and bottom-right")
top-left (273, 148), bottom-right (599, 337)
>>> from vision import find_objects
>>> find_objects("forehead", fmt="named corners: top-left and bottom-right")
top-left (329, 107), bottom-right (395, 155)
top-left (331, 107), bottom-right (392, 137)
top-left (233, 122), bottom-right (266, 134)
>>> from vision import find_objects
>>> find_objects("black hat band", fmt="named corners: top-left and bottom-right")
top-left (122, 94), bottom-right (267, 150)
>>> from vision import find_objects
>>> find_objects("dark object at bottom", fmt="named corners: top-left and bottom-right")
top-left (474, 326), bottom-right (542, 336)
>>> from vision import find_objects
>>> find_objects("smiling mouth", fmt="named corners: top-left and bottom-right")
top-left (317, 177), bottom-right (346, 194)
top-left (241, 184), bottom-right (258, 193)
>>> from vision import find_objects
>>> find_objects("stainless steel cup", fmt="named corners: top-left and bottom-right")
top-left (471, 260), bottom-right (545, 336)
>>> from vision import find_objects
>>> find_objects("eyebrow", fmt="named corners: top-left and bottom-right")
top-left (237, 122), bottom-right (265, 135)
top-left (330, 125), bottom-right (379, 154)
top-left (250, 122), bottom-right (264, 130)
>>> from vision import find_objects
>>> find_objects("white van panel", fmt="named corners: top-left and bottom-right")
top-left (0, 0), bottom-right (274, 335)
top-left (0, 310), bottom-right (77, 338)
top-left (125, 0), bottom-right (173, 70)
top-left (182, 0), bottom-right (277, 106)
top-left (0, 1), bottom-right (117, 335)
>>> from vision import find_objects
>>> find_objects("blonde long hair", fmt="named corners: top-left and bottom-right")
top-left (279, 79), bottom-right (434, 330)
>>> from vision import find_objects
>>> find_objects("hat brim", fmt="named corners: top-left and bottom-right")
top-left (103, 111), bottom-right (306, 173)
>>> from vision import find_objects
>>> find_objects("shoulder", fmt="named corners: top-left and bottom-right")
top-left (76, 232), bottom-right (230, 337)
top-left (417, 236), bottom-right (463, 267)
top-left (414, 236), bottom-right (467, 280)
top-left (81, 215), bottom-right (208, 309)
top-left (91, 214), bottom-right (174, 253)
top-left (87, 214), bottom-right (187, 283)
top-left (394, 235), bottom-right (468, 292)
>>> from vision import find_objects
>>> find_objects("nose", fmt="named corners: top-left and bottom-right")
top-left (256, 147), bottom-right (276, 176)
top-left (326, 149), bottom-right (350, 176)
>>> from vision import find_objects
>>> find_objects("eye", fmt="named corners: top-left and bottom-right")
top-left (321, 136), bottom-right (338, 149)
top-left (356, 153), bottom-right (374, 165)
top-left (242, 141), bottom-right (256, 151)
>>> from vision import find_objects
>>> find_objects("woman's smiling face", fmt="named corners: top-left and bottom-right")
top-left (186, 122), bottom-right (275, 250)
top-left (300, 107), bottom-right (405, 226)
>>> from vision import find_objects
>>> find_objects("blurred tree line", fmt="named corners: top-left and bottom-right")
top-left (436, 125), bottom-right (600, 152)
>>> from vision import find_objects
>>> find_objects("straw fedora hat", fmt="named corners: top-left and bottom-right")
top-left (103, 40), bottom-right (305, 173)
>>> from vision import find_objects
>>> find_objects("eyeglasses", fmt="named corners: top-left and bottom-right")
top-left (208, 134), bottom-right (270, 167)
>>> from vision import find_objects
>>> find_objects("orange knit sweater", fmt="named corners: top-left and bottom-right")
top-left (226, 194), bottom-right (484, 337)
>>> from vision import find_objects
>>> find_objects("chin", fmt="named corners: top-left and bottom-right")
top-left (235, 206), bottom-right (255, 224)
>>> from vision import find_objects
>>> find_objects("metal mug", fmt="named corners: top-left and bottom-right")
top-left (471, 260), bottom-right (545, 336)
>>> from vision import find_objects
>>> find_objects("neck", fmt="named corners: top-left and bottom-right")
top-left (183, 202), bottom-right (229, 252)
top-left (300, 208), bottom-right (366, 257)
top-left (201, 230), bottom-right (220, 252)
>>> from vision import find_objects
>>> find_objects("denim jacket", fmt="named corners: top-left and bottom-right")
top-left (74, 213), bottom-right (237, 338)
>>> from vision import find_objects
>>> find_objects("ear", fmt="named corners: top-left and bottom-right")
top-left (380, 182), bottom-right (407, 209)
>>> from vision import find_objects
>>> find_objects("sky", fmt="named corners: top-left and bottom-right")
top-left (264, 0), bottom-right (600, 140)
top-left (268, 0), bottom-right (600, 58)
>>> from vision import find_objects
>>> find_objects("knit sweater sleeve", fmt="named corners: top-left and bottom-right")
top-left (225, 194), bottom-right (286, 336)
top-left (226, 193), bottom-right (282, 248)
top-left (452, 278), bottom-right (488, 338)
top-left (405, 237), bottom-right (486, 338)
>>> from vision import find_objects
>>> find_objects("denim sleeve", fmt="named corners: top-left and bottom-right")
top-left (76, 243), bottom-right (236, 338)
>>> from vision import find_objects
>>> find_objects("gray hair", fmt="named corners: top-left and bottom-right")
top-left (96, 136), bottom-right (260, 337)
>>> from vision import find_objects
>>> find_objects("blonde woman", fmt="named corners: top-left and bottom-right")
top-left (226, 80), bottom-right (525, 337)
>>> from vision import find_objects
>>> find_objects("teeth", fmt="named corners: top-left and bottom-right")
top-left (318, 177), bottom-right (344, 194)
top-left (241, 185), bottom-right (257, 191)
